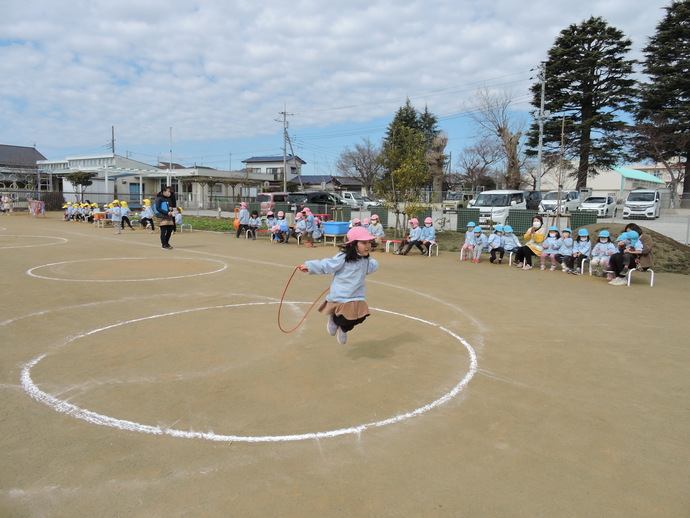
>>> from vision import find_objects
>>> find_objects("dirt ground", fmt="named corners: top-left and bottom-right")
top-left (1, 213), bottom-right (688, 517)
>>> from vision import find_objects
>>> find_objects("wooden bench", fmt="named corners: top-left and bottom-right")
top-left (323, 233), bottom-right (347, 247)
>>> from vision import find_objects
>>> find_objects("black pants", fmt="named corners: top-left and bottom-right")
top-left (403, 240), bottom-right (425, 255)
top-left (608, 252), bottom-right (634, 277)
top-left (140, 217), bottom-right (154, 230)
top-left (160, 225), bottom-right (174, 247)
top-left (490, 247), bottom-right (505, 261)
top-left (236, 224), bottom-right (248, 238)
top-left (333, 313), bottom-right (368, 333)
top-left (514, 245), bottom-right (536, 266)
top-left (121, 216), bottom-right (133, 229)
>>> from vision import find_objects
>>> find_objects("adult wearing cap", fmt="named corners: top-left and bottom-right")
top-left (154, 186), bottom-right (176, 250)
top-left (299, 226), bottom-right (379, 345)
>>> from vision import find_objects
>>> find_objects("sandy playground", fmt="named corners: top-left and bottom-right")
top-left (0, 212), bottom-right (689, 517)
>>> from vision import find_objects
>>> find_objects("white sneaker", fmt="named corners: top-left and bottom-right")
top-left (609, 277), bottom-right (627, 286)
top-left (326, 314), bottom-right (337, 336)
top-left (540, 265), bottom-right (546, 270)
top-left (337, 327), bottom-right (347, 344)
top-left (550, 266), bottom-right (556, 271)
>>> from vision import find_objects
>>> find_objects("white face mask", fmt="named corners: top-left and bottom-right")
top-left (599, 238), bottom-right (607, 243)
top-left (533, 221), bottom-right (541, 229)
top-left (580, 237), bottom-right (588, 241)
top-left (425, 223), bottom-right (431, 227)
top-left (549, 232), bottom-right (556, 237)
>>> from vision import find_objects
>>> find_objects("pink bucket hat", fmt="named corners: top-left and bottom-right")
top-left (240, 202), bottom-right (247, 208)
top-left (363, 218), bottom-right (370, 225)
top-left (295, 212), bottom-right (302, 220)
top-left (302, 207), bottom-right (312, 214)
top-left (352, 218), bottom-right (361, 225)
top-left (409, 218), bottom-right (419, 227)
top-left (371, 214), bottom-right (379, 220)
top-left (345, 226), bottom-right (376, 244)
top-left (424, 217), bottom-right (433, 224)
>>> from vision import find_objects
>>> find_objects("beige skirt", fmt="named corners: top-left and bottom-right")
top-left (318, 300), bottom-right (370, 320)
top-left (157, 217), bottom-right (174, 226)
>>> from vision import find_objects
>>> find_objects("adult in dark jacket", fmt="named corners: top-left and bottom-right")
top-left (154, 186), bottom-right (176, 250)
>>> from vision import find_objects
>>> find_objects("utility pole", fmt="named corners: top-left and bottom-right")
top-left (535, 63), bottom-right (549, 192)
top-left (277, 107), bottom-right (293, 191)
top-left (168, 127), bottom-right (173, 187)
top-left (111, 126), bottom-right (115, 154)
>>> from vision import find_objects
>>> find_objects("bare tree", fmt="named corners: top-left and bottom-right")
top-left (454, 138), bottom-right (502, 191)
top-left (336, 137), bottom-right (383, 196)
top-left (427, 131), bottom-right (448, 202)
top-left (468, 87), bottom-right (524, 189)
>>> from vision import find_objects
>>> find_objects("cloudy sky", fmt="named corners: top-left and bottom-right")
top-left (0, 0), bottom-right (670, 174)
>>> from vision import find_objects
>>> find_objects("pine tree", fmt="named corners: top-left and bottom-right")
top-left (527, 16), bottom-right (636, 188)
top-left (634, 0), bottom-right (690, 205)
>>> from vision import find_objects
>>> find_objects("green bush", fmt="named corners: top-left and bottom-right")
top-left (185, 216), bottom-right (235, 232)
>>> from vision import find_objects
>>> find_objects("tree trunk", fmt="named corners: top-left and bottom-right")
top-left (682, 154), bottom-right (690, 208)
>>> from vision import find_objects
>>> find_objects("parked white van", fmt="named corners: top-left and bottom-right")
top-left (623, 189), bottom-right (661, 219)
top-left (539, 190), bottom-right (581, 214)
top-left (467, 190), bottom-right (526, 227)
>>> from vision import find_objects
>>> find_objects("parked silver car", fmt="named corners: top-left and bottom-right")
top-left (579, 195), bottom-right (617, 217)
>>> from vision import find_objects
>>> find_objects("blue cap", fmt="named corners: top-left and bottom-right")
top-left (467, 221), bottom-right (476, 227)
top-left (549, 225), bottom-right (558, 231)
top-left (503, 225), bottom-right (513, 233)
top-left (473, 226), bottom-right (482, 232)
top-left (494, 225), bottom-right (503, 232)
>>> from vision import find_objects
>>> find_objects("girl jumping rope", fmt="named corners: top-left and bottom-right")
top-left (298, 226), bottom-right (379, 344)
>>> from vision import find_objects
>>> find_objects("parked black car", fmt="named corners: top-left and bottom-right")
top-left (524, 190), bottom-right (543, 210)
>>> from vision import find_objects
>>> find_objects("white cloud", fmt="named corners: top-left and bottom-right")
top-left (0, 0), bottom-right (670, 168)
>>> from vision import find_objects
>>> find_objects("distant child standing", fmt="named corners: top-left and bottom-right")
top-left (235, 202), bottom-right (250, 238)
top-left (540, 226), bottom-right (561, 270)
top-left (312, 217), bottom-right (324, 242)
top-left (107, 200), bottom-right (123, 235)
top-left (569, 228), bottom-right (591, 275)
top-left (590, 230), bottom-right (616, 277)
top-left (471, 226), bottom-right (487, 263)
top-left (460, 221), bottom-right (477, 261)
top-left (299, 226), bottom-right (379, 345)
top-left (487, 224), bottom-right (504, 263)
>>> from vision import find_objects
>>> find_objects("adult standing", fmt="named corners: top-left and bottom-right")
top-left (513, 215), bottom-right (546, 270)
top-left (154, 186), bottom-right (176, 250)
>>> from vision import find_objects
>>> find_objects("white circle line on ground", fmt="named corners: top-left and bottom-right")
top-left (0, 235), bottom-right (68, 249)
top-left (21, 302), bottom-right (478, 443)
top-left (25, 257), bottom-right (228, 282)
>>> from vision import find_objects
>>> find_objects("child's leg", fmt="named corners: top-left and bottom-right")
top-left (540, 253), bottom-right (547, 266)
top-left (332, 313), bottom-right (367, 333)
top-left (472, 246), bottom-right (482, 260)
top-left (549, 254), bottom-right (557, 267)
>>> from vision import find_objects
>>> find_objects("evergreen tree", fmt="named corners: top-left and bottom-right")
top-left (527, 16), bottom-right (636, 188)
top-left (634, 0), bottom-right (690, 205)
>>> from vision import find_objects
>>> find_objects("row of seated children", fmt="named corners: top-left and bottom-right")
top-left (395, 217), bottom-right (437, 256)
top-left (349, 215), bottom-right (386, 251)
top-left (263, 209), bottom-right (323, 245)
top-left (460, 222), bottom-right (521, 263)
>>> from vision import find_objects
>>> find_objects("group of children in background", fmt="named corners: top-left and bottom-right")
top-left (457, 219), bottom-right (645, 281)
top-left (62, 199), bottom-right (184, 235)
